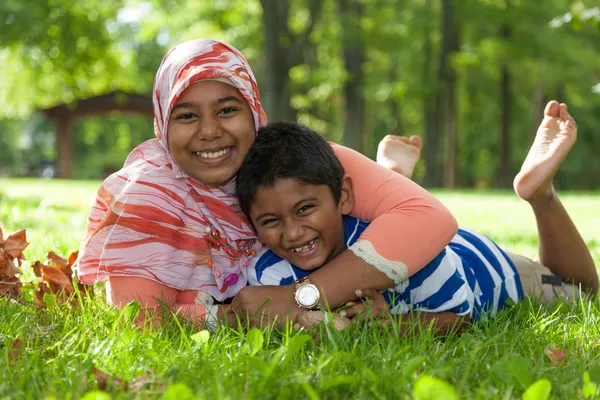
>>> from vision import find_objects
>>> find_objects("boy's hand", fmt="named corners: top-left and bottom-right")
top-left (339, 288), bottom-right (391, 325)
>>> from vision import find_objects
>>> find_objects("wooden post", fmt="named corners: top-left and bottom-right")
top-left (56, 117), bottom-right (72, 179)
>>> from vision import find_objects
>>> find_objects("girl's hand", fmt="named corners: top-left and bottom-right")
top-left (339, 288), bottom-right (391, 325)
top-left (294, 310), bottom-right (351, 331)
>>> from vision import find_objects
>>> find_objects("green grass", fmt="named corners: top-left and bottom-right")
top-left (1, 178), bottom-right (600, 399)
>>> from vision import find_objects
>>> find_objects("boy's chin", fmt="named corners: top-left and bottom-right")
top-left (291, 256), bottom-right (327, 272)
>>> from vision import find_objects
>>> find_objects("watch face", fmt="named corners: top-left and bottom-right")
top-left (296, 284), bottom-right (319, 308)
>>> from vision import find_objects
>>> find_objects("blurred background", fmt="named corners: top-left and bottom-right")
top-left (0, 0), bottom-right (598, 189)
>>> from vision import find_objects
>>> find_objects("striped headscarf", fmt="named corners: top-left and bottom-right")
top-left (77, 39), bottom-right (267, 301)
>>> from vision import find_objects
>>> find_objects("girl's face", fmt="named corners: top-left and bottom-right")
top-left (167, 80), bottom-right (256, 186)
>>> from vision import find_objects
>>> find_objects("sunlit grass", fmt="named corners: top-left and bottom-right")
top-left (1, 179), bottom-right (600, 399)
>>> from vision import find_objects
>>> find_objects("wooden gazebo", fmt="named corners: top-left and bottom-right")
top-left (40, 91), bottom-right (153, 178)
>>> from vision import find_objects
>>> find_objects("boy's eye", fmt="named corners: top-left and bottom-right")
top-left (260, 218), bottom-right (278, 226)
top-left (297, 205), bottom-right (314, 214)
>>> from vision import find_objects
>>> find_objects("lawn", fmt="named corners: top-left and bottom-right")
top-left (1, 178), bottom-right (600, 399)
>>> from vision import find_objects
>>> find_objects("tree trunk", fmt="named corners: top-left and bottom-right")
top-left (260, 0), bottom-right (293, 122)
top-left (389, 56), bottom-right (404, 136)
top-left (498, 62), bottom-right (511, 187)
top-left (339, 0), bottom-right (366, 152)
top-left (56, 117), bottom-right (72, 179)
top-left (422, 0), bottom-right (441, 186)
top-left (260, 0), bottom-right (322, 123)
top-left (498, 3), bottom-right (512, 188)
top-left (442, 0), bottom-right (460, 188)
top-left (530, 75), bottom-right (545, 141)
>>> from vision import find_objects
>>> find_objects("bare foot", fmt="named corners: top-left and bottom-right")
top-left (377, 135), bottom-right (422, 179)
top-left (513, 101), bottom-right (577, 202)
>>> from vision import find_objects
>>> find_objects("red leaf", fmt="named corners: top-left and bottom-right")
top-left (67, 251), bottom-right (79, 268)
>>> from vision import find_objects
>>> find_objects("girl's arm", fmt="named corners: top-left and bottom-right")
top-left (233, 144), bottom-right (458, 327)
top-left (108, 276), bottom-right (236, 328)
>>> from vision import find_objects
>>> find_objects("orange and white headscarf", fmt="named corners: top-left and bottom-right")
top-left (77, 39), bottom-right (267, 301)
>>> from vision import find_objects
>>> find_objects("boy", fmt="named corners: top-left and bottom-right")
top-left (236, 103), bottom-right (597, 332)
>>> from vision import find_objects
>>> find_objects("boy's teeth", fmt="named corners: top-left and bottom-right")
top-left (292, 239), bottom-right (318, 253)
top-left (195, 148), bottom-right (230, 159)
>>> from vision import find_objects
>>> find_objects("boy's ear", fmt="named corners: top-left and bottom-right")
top-left (338, 174), bottom-right (355, 215)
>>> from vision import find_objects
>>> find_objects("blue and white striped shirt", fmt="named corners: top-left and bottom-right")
top-left (248, 216), bottom-right (524, 321)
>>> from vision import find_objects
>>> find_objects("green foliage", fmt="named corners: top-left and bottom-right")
top-left (1, 179), bottom-right (600, 398)
top-left (1, 1), bottom-right (600, 187)
top-left (522, 379), bottom-right (552, 400)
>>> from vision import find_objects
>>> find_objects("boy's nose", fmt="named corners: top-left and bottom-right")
top-left (283, 223), bottom-right (304, 243)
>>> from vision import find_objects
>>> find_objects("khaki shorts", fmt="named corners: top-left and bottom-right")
top-left (506, 252), bottom-right (585, 305)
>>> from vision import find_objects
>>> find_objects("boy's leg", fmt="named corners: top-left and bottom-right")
top-left (513, 101), bottom-right (598, 294)
top-left (376, 135), bottom-right (422, 179)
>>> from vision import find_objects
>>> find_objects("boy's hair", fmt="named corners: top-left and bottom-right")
top-left (236, 121), bottom-right (345, 217)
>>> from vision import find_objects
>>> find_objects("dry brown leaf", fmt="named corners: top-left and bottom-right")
top-left (93, 367), bottom-right (123, 391)
top-left (46, 251), bottom-right (68, 268)
top-left (0, 276), bottom-right (22, 299)
top-left (40, 265), bottom-right (74, 293)
top-left (4, 229), bottom-right (28, 266)
top-left (32, 261), bottom-right (43, 278)
top-left (544, 347), bottom-right (567, 366)
top-left (92, 367), bottom-right (164, 393)
top-left (34, 282), bottom-right (51, 309)
top-left (0, 230), bottom-right (24, 300)
top-left (8, 337), bottom-right (23, 363)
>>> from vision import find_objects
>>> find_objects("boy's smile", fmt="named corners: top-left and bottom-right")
top-left (249, 177), bottom-right (354, 271)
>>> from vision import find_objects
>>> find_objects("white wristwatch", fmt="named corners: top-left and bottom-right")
top-left (294, 276), bottom-right (320, 309)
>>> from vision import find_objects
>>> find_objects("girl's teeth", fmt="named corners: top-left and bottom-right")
top-left (196, 148), bottom-right (230, 159)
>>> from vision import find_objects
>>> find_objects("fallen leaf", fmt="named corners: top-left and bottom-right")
top-left (544, 348), bottom-right (567, 366)
top-left (0, 276), bottom-right (22, 299)
top-left (46, 251), bottom-right (68, 268)
top-left (4, 229), bottom-right (28, 265)
top-left (34, 282), bottom-right (51, 309)
top-left (8, 337), bottom-right (23, 363)
top-left (40, 265), bottom-right (74, 293)
top-left (32, 261), bottom-right (43, 278)
top-left (129, 370), bottom-right (165, 392)
top-left (92, 367), bottom-right (164, 393)
top-left (93, 367), bottom-right (123, 391)
top-left (0, 236), bottom-right (24, 300)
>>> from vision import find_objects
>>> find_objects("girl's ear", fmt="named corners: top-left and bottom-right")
top-left (338, 174), bottom-right (355, 215)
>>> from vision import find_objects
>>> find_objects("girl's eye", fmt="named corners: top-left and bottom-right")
top-left (218, 107), bottom-right (237, 116)
top-left (175, 113), bottom-right (197, 121)
top-left (298, 205), bottom-right (314, 214)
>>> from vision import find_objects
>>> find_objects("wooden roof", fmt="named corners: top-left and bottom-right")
top-left (41, 91), bottom-right (153, 120)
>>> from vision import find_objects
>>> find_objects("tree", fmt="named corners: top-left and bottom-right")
top-left (259, 0), bottom-right (323, 122)
top-left (338, 0), bottom-right (366, 151)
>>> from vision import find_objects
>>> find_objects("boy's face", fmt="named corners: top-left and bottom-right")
top-left (249, 177), bottom-right (354, 271)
